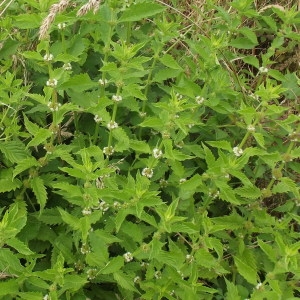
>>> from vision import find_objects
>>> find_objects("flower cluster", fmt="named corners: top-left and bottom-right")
top-left (123, 252), bottom-right (133, 262)
top-left (196, 96), bottom-right (205, 105)
top-left (47, 101), bottom-right (61, 112)
top-left (46, 78), bottom-right (58, 87)
top-left (107, 120), bottom-right (118, 130)
top-left (233, 146), bottom-right (243, 157)
top-left (94, 114), bottom-right (102, 123)
top-left (63, 62), bottom-right (72, 70)
top-left (112, 94), bottom-right (122, 102)
top-left (86, 268), bottom-right (97, 280)
top-left (43, 53), bottom-right (54, 61)
top-left (259, 66), bottom-right (268, 73)
top-left (99, 78), bottom-right (108, 86)
top-left (82, 207), bottom-right (92, 215)
top-left (103, 146), bottom-right (114, 156)
top-left (153, 148), bottom-right (163, 159)
top-left (141, 167), bottom-right (153, 178)
top-left (247, 124), bottom-right (255, 132)
top-left (80, 243), bottom-right (91, 255)
top-left (57, 22), bottom-right (66, 30)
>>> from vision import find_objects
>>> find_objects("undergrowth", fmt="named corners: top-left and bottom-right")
top-left (0, 0), bottom-right (299, 299)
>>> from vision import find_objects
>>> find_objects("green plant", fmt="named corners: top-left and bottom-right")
top-left (0, 0), bottom-right (299, 299)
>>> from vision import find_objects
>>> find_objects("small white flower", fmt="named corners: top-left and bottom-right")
top-left (247, 124), bottom-right (255, 132)
top-left (186, 254), bottom-right (194, 263)
top-left (179, 178), bottom-right (186, 184)
top-left (98, 200), bottom-right (109, 212)
top-left (139, 112), bottom-right (147, 117)
top-left (259, 66), bottom-right (268, 74)
top-left (57, 23), bottom-right (66, 30)
top-left (47, 101), bottom-right (61, 111)
top-left (43, 295), bottom-right (50, 300)
top-left (177, 270), bottom-right (184, 279)
top-left (256, 282), bottom-right (263, 289)
top-left (82, 207), bottom-right (92, 215)
top-left (63, 63), bottom-right (72, 70)
top-left (208, 190), bottom-right (220, 199)
top-left (141, 167), bottom-right (153, 178)
top-left (46, 78), bottom-right (58, 87)
top-left (154, 271), bottom-right (161, 279)
top-left (170, 290), bottom-right (175, 296)
top-left (86, 268), bottom-right (97, 280)
top-left (113, 201), bottom-right (121, 209)
top-left (196, 96), bottom-right (205, 105)
top-left (249, 93), bottom-right (259, 101)
top-left (153, 148), bottom-right (163, 159)
top-left (176, 93), bottom-right (183, 100)
top-left (188, 123), bottom-right (194, 128)
top-left (80, 243), bottom-right (90, 255)
top-left (133, 276), bottom-right (140, 283)
top-left (98, 78), bottom-right (108, 86)
top-left (43, 53), bottom-right (54, 61)
top-left (112, 94), bottom-right (122, 102)
top-left (94, 114), bottom-right (102, 123)
top-left (107, 120), bottom-right (118, 130)
top-left (103, 146), bottom-right (114, 156)
top-left (123, 252), bottom-right (133, 262)
top-left (159, 178), bottom-right (168, 187)
top-left (233, 146), bottom-right (243, 157)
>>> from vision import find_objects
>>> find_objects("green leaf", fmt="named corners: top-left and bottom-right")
top-left (273, 177), bottom-right (299, 196)
top-left (13, 157), bottom-right (39, 178)
top-left (0, 248), bottom-right (24, 275)
top-left (229, 37), bottom-right (257, 49)
top-left (129, 140), bottom-right (151, 153)
top-left (123, 83), bottom-right (147, 100)
top-left (225, 279), bottom-right (241, 300)
top-left (195, 248), bottom-right (218, 268)
top-left (13, 13), bottom-right (42, 29)
top-left (234, 255), bottom-right (258, 285)
top-left (60, 74), bottom-right (97, 92)
top-left (100, 256), bottom-right (124, 274)
top-left (206, 140), bottom-right (232, 151)
top-left (17, 292), bottom-right (44, 300)
top-left (58, 208), bottom-right (81, 231)
top-left (202, 144), bottom-right (216, 168)
top-left (235, 185), bottom-right (261, 199)
top-left (0, 140), bottom-right (30, 163)
top-left (242, 56), bottom-right (259, 68)
top-left (153, 68), bottom-right (182, 82)
top-left (257, 239), bottom-right (277, 263)
top-left (26, 128), bottom-right (52, 148)
top-left (6, 237), bottom-right (34, 255)
top-left (253, 132), bottom-right (265, 148)
top-left (211, 212), bottom-right (244, 232)
top-left (216, 181), bottom-right (240, 204)
top-left (61, 274), bottom-right (88, 292)
top-left (30, 177), bottom-right (47, 212)
top-left (119, 2), bottom-right (165, 22)
top-left (0, 169), bottom-right (22, 192)
top-left (112, 127), bottom-right (130, 152)
top-left (179, 174), bottom-right (202, 199)
top-left (159, 54), bottom-right (182, 70)
top-left (113, 272), bottom-right (138, 292)
top-left (239, 27), bottom-right (258, 44)
top-left (139, 116), bottom-right (164, 129)
top-left (0, 280), bottom-right (19, 297)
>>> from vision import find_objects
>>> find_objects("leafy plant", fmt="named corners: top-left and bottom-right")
top-left (0, 0), bottom-right (299, 299)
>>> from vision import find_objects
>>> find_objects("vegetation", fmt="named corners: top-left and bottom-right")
top-left (0, 0), bottom-right (299, 299)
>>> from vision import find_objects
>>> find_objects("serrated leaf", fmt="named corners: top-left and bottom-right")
top-left (100, 256), bottom-right (124, 275)
top-left (195, 248), bottom-right (218, 268)
top-left (0, 248), bottom-right (24, 275)
top-left (60, 274), bottom-right (88, 292)
top-left (14, 13), bottom-right (42, 29)
top-left (159, 54), bottom-right (182, 70)
top-left (242, 56), bottom-right (259, 68)
top-left (26, 128), bottom-right (52, 148)
top-left (0, 140), bottom-right (30, 163)
top-left (113, 272), bottom-right (138, 292)
top-left (30, 177), bottom-right (47, 212)
top-left (60, 74), bottom-right (97, 92)
top-left (206, 140), bottom-right (232, 151)
top-left (58, 208), bottom-right (80, 231)
top-left (123, 83), bottom-right (146, 100)
top-left (179, 174), bottom-right (202, 199)
top-left (6, 237), bottom-right (34, 255)
top-left (153, 68), bottom-right (181, 82)
top-left (112, 127), bottom-right (130, 152)
top-left (229, 37), bottom-right (257, 49)
top-left (139, 116), bottom-right (164, 129)
top-left (0, 169), bottom-right (22, 192)
top-left (235, 185), bottom-right (261, 199)
top-left (211, 213), bottom-right (244, 232)
top-left (0, 280), bottom-right (19, 297)
top-left (225, 279), bottom-right (241, 300)
top-left (234, 255), bottom-right (257, 285)
top-left (202, 144), bottom-right (216, 168)
top-left (253, 132), bottom-right (265, 148)
top-left (13, 157), bottom-right (39, 178)
top-left (119, 2), bottom-right (165, 22)
top-left (22, 51), bottom-right (43, 61)
top-left (257, 239), bottom-right (277, 263)
top-left (216, 181), bottom-right (240, 204)
top-left (129, 140), bottom-right (151, 153)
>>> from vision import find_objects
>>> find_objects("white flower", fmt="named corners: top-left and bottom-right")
top-left (256, 282), bottom-right (263, 289)
top-left (63, 63), bottom-right (72, 70)
top-left (112, 94), bottom-right (122, 102)
top-left (43, 53), bottom-right (54, 61)
top-left (82, 207), bottom-right (92, 215)
top-left (123, 252), bottom-right (133, 262)
top-left (94, 114), bottom-right (102, 123)
top-left (46, 78), bottom-right (58, 87)
top-left (86, 268), bottom-right (97, 280)
top-left (98, 78), bottom-right (108, 86)
top-left (103, 146), bottom-right (114, 156)
top-left (57, 23), bottom-right (66, 30)
top-left (208, 190), bottom-right (220, 199)
top-left (186, 254), bottom-right (194, 263)
top-left (141, 167), bottom-right (153, 178)
top-left (159, 179), bottom-right (168, 187)
top-left (196, 96), bottom-right (205, 104)
top-left (233, 146), bottom-right (243, 157)
top-left (43, 295), bottom-right (50, 300)
top-left (113, 201), bottom-right (121, 209)
top-left (188, 123), bottom-right (194, 128)
top-left (107, 120), bottom-right (118, 130)
top-left (80, 243), bottom-right (90, 255)
top-left (97, 200), bottom-right (109, 212)
top-left (259, 66), bottom-right (268, 73)
top-left (176, 93), bottom-right (183, 100)
top-left (154, 271), bottom-right (161, 279)
top-left (139, 112), bottom-right (147, 117)
top-left (133, 276), bottom-right (140, 283)
top-left (247, 124), bottom-right (255, 132)
top-left (47, 101), bottom-right (61, 112)
top-left (179, 178), bottom-right (186, 184)
top-left (153, 148), bottom-right (163, 159)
